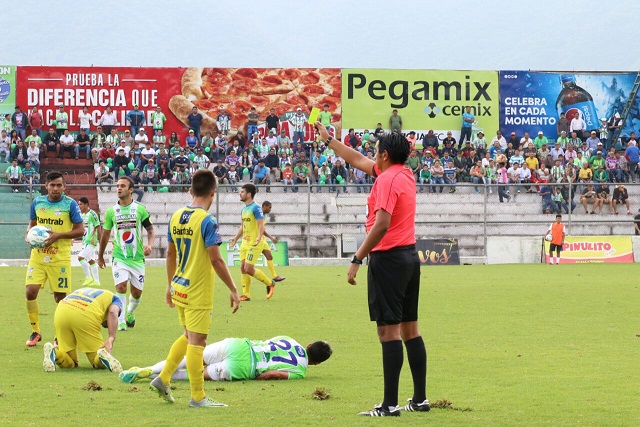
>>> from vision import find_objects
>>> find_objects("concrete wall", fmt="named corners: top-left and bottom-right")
top-left (486, 236), bottom-right (543, 264)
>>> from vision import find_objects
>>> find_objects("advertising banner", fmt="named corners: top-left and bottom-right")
top-left (220, 241), bottom-right (289, 267)
top-left (168, 67), bottom-right (341, 141)
top-left (500, 71), bottom-right (638, 140)
top-left (543, 236), bottom-right (633, 264)
top-left (342, 69), bottom-right (499, 145)
top-left (416, 239), bottom-right (460, 266)
top-left (17, 66), bottom-right (185, 136)
top-left (0, 65), bottom-right (16, 128)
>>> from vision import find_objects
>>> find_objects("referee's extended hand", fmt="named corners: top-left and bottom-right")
top-left (347, 263), bottom-right (359, 285)
top-left (230, 289), bottom-right (240, 313)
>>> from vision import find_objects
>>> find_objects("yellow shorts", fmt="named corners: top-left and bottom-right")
top-left (54, 304), bottom-right (104, 354)
top-left (25, 262), bottom-right (72, 293)
top-left (240, 241), bottom-right (268, 265)
top-left (176, 305), bottom-right (212, 335)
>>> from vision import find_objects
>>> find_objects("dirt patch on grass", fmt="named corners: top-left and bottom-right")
top-left (311, 387), bottom-right (330, 400)
top-left (431, 399), bottom-right (472, 412)
top-left (82, 381), bottom-right (102, 391)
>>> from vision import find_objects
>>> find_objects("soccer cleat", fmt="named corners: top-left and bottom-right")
top-left (272, 276), bottom-right (286, 282)
top-left (118, 323), bottom-right (127, 331)
top-left (150, 377), bottom-right (175, 403)
top-left (400, 398), bottom-right (430, 412)
top-left (119, 367), bottom-right (153, 383)
top-left (239, 295), bottom-right (251, 302)
top-left (97, 348), bottom-right (123, 373)
top-left (26, 332), bottom-right (42, 347)
top-left (358, 403), bottom-right (400, 417)
top-left (126, 312), bottom-right (136, 329)
top-left (188, 397), bottom-right (228, 408)
top-left (81, 277), bottom-right (96, 287)
top-left (43, 342), bottom-right (56, 372)
top-left (266, 284), bottom-right (275, 299)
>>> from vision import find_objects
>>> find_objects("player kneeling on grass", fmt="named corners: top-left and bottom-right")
top-left (120, 336), bottom-right (331, 383)
top-left (43, 287), bottom-right (123, 373)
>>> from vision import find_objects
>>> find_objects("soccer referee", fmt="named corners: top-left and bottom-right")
top-left (315, 123), bottom-right (428, 417)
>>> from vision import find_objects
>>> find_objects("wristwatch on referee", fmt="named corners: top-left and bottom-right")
top-left (325, 136), bottom-right (333, 146)
top-left (351, 256), bottom-right (363, 265)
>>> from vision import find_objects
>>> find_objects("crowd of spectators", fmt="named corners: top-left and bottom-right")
top-left (0, 104), bottom-right (637, 216)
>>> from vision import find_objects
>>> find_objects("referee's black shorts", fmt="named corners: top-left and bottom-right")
top-left (367, 245), bottom-right (421, 326)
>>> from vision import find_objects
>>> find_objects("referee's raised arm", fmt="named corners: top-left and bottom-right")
top-left (315, 122), bottom-right (376, 175)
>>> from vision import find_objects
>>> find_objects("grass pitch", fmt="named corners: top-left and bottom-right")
top-left (0, 264), bottom-right (638, 426)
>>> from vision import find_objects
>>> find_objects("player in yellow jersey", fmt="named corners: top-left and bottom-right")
top-left (229, 183), bottom-right (275, 301)
top-left (42, 287), bottom-right (123, 373)
top-left (25, 171), bottom-right (84, 347)
top-left (150, 169), bottom-right (240, 408)
top-left (259, 201), bottom-right (285, 283)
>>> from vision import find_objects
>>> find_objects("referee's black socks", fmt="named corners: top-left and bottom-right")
top-left (405, 336), bottom-right (427, 403)
top-left (381, 340), bottom-right (403, 409)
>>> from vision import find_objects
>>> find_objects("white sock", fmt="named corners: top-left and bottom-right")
top-left (171, 369), bottom-right (188, 381)
top-left (90, 263), bottom-right (100, 283)
top-left (127, 296), bottom-right (141, 314)
top-left (79, 259), bottom-right (91, 279)
top-left (116, 293), bottom-right (127, 324)
top-left (556, 257), bottom-right (560, 264)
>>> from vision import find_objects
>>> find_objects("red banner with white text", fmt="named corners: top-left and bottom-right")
top-left (16, 66), bottom-right (185, 136)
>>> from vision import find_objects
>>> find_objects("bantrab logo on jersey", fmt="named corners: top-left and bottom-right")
top-left (122, 231), bottom-right (135, 244)
top-left (180, 211), bottom-right (193, 224)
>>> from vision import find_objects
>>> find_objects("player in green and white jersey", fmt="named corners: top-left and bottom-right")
top-left (119, 336), bottom-right (332, 383)
top-left (77, 197), bottom-right (102, 287)
top-left (98, 176), bottom-right (154, 332)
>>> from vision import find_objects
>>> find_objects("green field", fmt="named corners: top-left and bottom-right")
top-left (1, 264), bottom-right (638, 426)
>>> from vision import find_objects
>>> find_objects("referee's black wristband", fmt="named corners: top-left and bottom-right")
top-left (351, 256), bottom-right (363, 265)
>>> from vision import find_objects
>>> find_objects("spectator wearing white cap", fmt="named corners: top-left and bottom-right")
top-left (598, 118), bottom-right (610, 149)
top-left (134, 127), bottom-right (148, 147)
top-left (533, 131), bottom-right (548, 149)
top-left (585, 131), bottom-right (600, 152)
top-left (607, 112), bottom-right (623, 147)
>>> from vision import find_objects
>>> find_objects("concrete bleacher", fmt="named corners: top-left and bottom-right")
top-left (97, 183), bottom-right (639, 260)
top-left (0, 192), bottom-right (36, 259)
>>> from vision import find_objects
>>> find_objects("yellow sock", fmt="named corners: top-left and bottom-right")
top-left (56, 349), bottom-right (77, 369)
top-left (267, 259), bottom-right (277, 277)
top-left (159, 335), bottom-right (189, 385)
top-left (26, 299), bottom-right (39, 333)
top-left (241, 274), bottom-right (252, 298)
top-left (253, 269), bottom-right (273, 286)
top-left (186, 344), bottom-right (206, 402)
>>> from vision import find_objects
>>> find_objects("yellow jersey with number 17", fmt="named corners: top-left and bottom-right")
top-left (241, 202), bottom-right (264, 244)
top-left (168, 206), bottom-right (222, 309)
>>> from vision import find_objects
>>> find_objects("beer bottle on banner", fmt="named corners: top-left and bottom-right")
top-left (556, 75), bottom-right (599, 131)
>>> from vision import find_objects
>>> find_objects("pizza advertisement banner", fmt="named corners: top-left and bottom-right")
top-left (341, 68), bottom-right (499, 144)
top-left (16, 66), bottom-right (185, 136)
top-left (543, 236), bottom-right (633, 264)
top-left (0, 65), bottom-right (17, 127)
top-left (168, 67), bottom-right (342, 142)
top-left (500, 71), bottom-right (638, 140)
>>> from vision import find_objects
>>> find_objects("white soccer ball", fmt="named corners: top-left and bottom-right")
top-left (545, 234), bottom-right (552, 242)
top-left (27, 226), bottom-right (50, 249)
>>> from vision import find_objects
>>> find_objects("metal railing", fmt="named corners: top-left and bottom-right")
top-left (1, 180), bottom-right (638, 259)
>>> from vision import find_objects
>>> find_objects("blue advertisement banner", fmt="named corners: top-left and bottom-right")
top-left (499, 71), bottom-right (638, 140)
